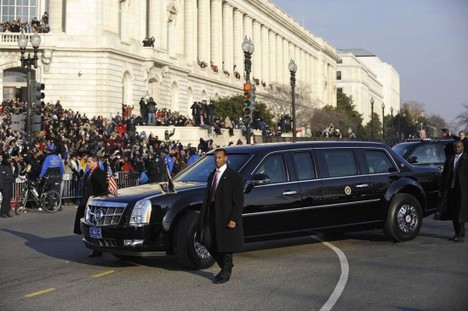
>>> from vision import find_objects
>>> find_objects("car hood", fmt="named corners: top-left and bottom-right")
top-left (90, 181), bottom-right (206, 204)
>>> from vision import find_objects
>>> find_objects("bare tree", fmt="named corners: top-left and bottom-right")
top-left (455, 103), bottom-right (468, 131)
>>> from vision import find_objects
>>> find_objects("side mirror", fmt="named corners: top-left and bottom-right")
top-left (250, 174), bottom-right (270, 186)
top-left (408, 156), bottom-right (418, 164)
top-left (244, 174), bottom-right (270, 194)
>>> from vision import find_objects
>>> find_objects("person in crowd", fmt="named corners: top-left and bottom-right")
top-left (418, 129), bottom-right (427, 140)
top-left (147, 97), bottom-right (157, 125)
top-left (0, 155), bottom-right (15, 218)
top-left (458, 131), bottom-right (468, 154)
top-left (73, 155), bottom-right (108, 256)
top-left (39, 144), bottom-right (65, 199)
top-left (186, 147), bottom-right (200, 167)
top-left (197, 148), bottom-right (244, 284)
top-left (439, 140), bottom-right (468, 242)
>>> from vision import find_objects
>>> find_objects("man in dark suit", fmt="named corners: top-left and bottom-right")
top-left (440, 140), bottom-right (468, 242)
top-left (73, 155), bottom-right (108, 256)
top-left (198, 148), bottom-right (244, 284)
top-left (0, 155), bottom-right (15, 218)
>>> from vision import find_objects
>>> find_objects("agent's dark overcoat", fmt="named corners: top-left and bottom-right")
top-left (198, 166), bottom-right (244, 253)
top-left (439, 152), bottom-right (468, 222)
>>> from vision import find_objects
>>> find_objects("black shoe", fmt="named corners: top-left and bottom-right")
top-left (0, 214), bottom-right (9, 218)
top-left (88, 251), bottom-right (103, 257)
top-left (449, 236), bottom-right (464, 242)
top-left (213, 275), bottom-right (230, 284)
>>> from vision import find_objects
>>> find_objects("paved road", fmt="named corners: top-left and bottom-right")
top-left (0, 206), bottom-right (467, 311)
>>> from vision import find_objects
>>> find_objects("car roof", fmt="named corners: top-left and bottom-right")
top-left (212, 141), bottom-right (390, 154)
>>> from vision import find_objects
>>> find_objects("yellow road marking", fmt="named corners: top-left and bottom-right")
top-left (92, 270), bottom-right (115, 278)
top-left (25, 288), bottom-right (56, 297)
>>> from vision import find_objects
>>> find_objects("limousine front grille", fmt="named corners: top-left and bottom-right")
top-left (86, 201), bottom-right (128, 226)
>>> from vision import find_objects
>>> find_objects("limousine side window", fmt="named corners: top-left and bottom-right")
top-left (410, 145), bottom-right (440, 164)
top-left (292, 152), bottom-right (316, 180)
top-left (323, 150), bottom-right (357, 177)
top-left (364, 150), bottom-right (395, 174)
top-left (254, 154), bottom-right (287, 183)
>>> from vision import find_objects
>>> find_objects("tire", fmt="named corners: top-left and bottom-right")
top-left (15, 190), bottom-right (28, 215)
top-left (173, 211), bottom-right (215, 270)
top-left (42, 191), bottom-right (62, 213)
top-left (384, 194), bottom-right (422, 242)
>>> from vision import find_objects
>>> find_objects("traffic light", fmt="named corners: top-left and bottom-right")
top-left (33, 81), bottom-right (45, 104)
top-left (242, 82), bottom-right (255, 124)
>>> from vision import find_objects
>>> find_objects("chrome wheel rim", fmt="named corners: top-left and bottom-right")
top-left (193, 233), bottom-right (211, 260)
top-left (397, 203), bottom-right (418, 233)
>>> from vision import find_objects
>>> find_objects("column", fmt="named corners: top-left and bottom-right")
top-left (185, 0), bottom-right (196, 63)
top-left (283, 39), bottom-right (289, 85)
top-left (198, 0), bottom-right (210, 64)
top-left (269, 30), bottom-right (276, 83)
top-left (148, 0), bottom-right (159, 42)
top-left (252, 20), bottom-right (261, 80)
top-left (49, 0), bottom-right (63, 32)
top-left (222, 3), bottom-right (234, 73)
top-left (261, 25), bottom-right (269, 83)
top-left (210, 0), bottom-right (222, 68)
top-left (276, 34), bottom-right (283, 84)
top-left (233, 10), bottom-right (243, 73)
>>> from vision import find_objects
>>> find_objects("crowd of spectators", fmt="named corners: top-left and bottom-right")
top-left (0, 98), bottom-right (244, 194)
top-left (0, 12), bottom-right (49, 33)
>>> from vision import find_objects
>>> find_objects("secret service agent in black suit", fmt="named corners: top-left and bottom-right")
top-left (198, 148), bottom-right (244, 284)
top-left (73, 155), bottom-right (108, 256)
top-left (439, 140), bottom-right (468, 242)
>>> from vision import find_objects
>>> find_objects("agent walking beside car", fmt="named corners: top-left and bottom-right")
top-left (198, 148), bottom-right (244, 284)
top-left (73, 155), bottom-right (109, 256)
top-left (0, 155), bottom-right (15, 218)
top-left (439, 140), bottom-right (468, 242)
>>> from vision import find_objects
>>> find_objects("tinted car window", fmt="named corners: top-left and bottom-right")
top-left (292, 152), bottom-right (316, 180)
top-left (323, 150), bottom-right (357, 177)
top-left (254, 154), bottom-right (287, 183)
top-left (175, 154), bottom-right (251, 182)
top-left (410, 145), bottom-right (440, 164)
top-left (364, 150), bottom-right (395, 174)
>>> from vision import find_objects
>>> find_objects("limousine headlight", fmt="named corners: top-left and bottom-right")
top-left (130, 199), bottom-right (152, 226)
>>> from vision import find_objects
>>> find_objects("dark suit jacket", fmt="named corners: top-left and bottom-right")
top-left (73, 167), bottom-right (108, 234)
top-left (198, 166), bottom-right (244, 253)
top-left (440, 153), bottom-right (468, 222)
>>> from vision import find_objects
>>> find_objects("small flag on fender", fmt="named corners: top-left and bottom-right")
top-left (107, 167), bottom-right (118, 196)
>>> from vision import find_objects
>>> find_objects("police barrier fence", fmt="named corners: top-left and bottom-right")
top-left (7, 172), bottom-right (140, 207)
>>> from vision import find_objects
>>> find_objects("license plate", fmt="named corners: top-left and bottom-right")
top-left (89, 227), bottom-right (102, 239)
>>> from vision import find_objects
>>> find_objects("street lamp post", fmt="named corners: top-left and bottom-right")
top-left (288, 59), bottom-right (297, 142)
top-left (381, 102), bottom-right (385, 141)
top-left (242, 36), bottom-right (254, 144)
top-left (370, 97), bottom-right (375, 140)
top-left (18, 32), bottom-right (41, 151)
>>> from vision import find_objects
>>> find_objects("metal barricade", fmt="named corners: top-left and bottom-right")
top-left (9, 171), bottom-right (140, 207)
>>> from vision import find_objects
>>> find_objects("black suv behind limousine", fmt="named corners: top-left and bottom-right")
top-left (81, 141), bottom-right (441, 269)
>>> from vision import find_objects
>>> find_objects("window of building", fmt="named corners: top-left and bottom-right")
top-left (337, 88), bottom-right (343, 94)
top-left (336, 71), bottom-right (342, 80)
top-left (0, 0), bottom-right (38, 24)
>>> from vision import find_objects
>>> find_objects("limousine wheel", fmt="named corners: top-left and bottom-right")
top-left (384, 194), bottom-right (422, 242)
top-left (173, 211), bottom-right (215, 270)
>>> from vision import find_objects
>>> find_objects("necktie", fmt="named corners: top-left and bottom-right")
top-left (450, 155), bottom-right (460, 188)
top-left (211, 170), bottom-right (220, 201)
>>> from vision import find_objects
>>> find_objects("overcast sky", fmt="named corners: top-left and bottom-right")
top-left (271, 0), bottom-right (468, 125)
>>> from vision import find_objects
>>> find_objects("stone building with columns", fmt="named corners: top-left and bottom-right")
top-left (0, 0), bottom-right (339, 120)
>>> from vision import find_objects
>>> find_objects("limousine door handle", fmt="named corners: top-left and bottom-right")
top-left (356, 184), bottom-right (369, 188)
top-left (282, 190), bottom-right (298, 196)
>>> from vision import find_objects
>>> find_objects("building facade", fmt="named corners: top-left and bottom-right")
top-left (337, 49), bottom-right (400, 124)
top-left (0, 0), bottom-right (339, 120)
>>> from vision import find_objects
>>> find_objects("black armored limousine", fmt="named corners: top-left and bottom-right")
top-left (81, 141), bottom-right (441, 269)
